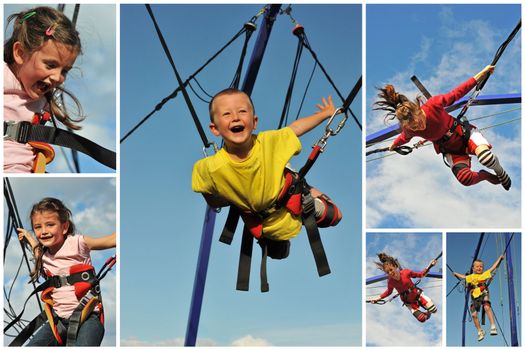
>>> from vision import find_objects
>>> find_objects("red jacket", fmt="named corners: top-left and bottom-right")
top-left (380, 269), bottom-right (425, 303)
top-left (392, 77), bottom-right (477, 154)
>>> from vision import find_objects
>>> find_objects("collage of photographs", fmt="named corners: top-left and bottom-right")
top-left (2, 2), bottom-right (522, 348)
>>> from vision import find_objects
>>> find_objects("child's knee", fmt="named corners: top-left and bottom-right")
top-left (452, 163), bottom-right (474, 186)
top-left (471, 311), bottom-right (478, 319)
top-left (483, 303), bottom-right (492, 312)
top-left (313, 194), bottom-right (342, 227)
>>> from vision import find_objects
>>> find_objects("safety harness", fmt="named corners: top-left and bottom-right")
top-left (4, 119), bottom-right (116, 170)
top-left (6, 256), bottom-right (116, 346)
top-left (219, 110), bottom-right (348, 292)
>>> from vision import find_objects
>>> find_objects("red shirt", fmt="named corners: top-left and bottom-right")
top-left (380, 269), bottom-right (425, 302)
top-left (392, 77), bottom-right (477, 153)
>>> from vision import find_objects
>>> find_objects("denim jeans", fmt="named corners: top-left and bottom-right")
top-left (26, 312), bottom-right (104, 346)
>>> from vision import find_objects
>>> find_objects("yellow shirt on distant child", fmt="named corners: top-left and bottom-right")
top-left (465, 270), bottom-right (492, 298)
top-left (192, 127), bottom-right (302, 240)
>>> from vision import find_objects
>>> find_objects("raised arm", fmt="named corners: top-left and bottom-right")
top-left (288, 96), bottom-right (337, 137)
top-left (453, 272), bottom-right (466, 280)
top-left (84, 232), bottom-right (116, 251)
top-left (17, 228), bottom-right (39, 252)
top-left (487, 255), bottom-right (505, 274)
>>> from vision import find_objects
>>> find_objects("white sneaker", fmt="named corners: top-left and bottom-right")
top-left (478, 329), bottom-right (485, 342)
top-left (490, 326), bottom-right (498, 336)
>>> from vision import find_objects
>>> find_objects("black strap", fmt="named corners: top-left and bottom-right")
top-left (66, 291), bottom-right (99, 346)
top-left (219, 206), bottom-right (241, 245)
top-left (8, 312), bottom-right (47, 346)
top-left (4, 121), bottom-right (116, 169)
top-left (236, 227), bottom-right (254, 291)
top-left (410, 75), bottom-right (432, 99)
top-left (301, 191), bottom-right (330, 277)
top-left (366, 145), bottom-right (413, 156)
top-left (259, 239), bottom-right (269, 293)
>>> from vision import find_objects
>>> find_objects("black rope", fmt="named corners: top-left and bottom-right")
top-left (145, 4), bottom-right (212, 149)
top-left (300, 33), bottom-right (362, 130)
top-left (230, 21), bottom-right (257, 89)
top-left (278, 26), bottom-right (305, 129)
top-left (121, 13), bottom-right (254, 143)
top-left (294, 61), bottom-right (317, 121)
top-left (456, 20), bottom-right (521, 123)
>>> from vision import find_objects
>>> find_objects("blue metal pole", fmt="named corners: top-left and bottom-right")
top-left (462, 232), bottom-right (485, 347)
top-left (184, 5), bottom-right (281, 346)
top-left (505, 233), bottom-right (519, 346)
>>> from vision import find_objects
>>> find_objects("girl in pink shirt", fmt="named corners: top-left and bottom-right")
top-left (374, 65), bottom-right (511, 190)
top-left (17, 198), bottom-right (116, 346)
top-left (4, 6), bottom-right (85, 173)
top-left (371, 252), bottom-right (437, 323)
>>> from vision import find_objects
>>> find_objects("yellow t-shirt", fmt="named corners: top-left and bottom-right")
top-left (465, 270), bottom-right (492, 298)
top-left (192, 127), bottom-right (302, 240)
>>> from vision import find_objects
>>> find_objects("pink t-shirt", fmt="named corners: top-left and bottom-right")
top-left (4, 62), bottom-right (46, 173)
top-left (42, 235), bottom-right (92, 318)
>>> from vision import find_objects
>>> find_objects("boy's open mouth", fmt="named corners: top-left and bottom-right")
top-left (230, 125), bottom-right (245, 133)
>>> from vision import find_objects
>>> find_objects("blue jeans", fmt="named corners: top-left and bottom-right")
top-left (26, 312), bottom-right (104, 346)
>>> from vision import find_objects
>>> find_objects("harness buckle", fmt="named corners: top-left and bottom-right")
top-left (4, 121), bottom-right (31, 143)
top-left (302, 191), bottom-right (315, 216)
top-left (202, 141), bottom-right (219, 158)
top-left (54, 275), bottom-right (70, 288)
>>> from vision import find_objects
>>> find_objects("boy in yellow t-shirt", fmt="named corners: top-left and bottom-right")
top-left (192, 88), bottom-right (342, 244)
top-left (453, 255), bottom-right (505, 342)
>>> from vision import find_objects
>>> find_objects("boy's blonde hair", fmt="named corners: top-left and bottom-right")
top-left (208, 88), bottom-right (255, 122)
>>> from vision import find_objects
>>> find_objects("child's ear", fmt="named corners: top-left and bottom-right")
top-left (209, 122), bottom-right (221, 136)
top-left (253, 115), bottom-right (258, 130)
top-left (61, 221), bottom-right (70, 235)
top-left (12, 41), bottom-right (27, 65)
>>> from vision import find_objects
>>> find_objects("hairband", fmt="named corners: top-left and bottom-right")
top-left (19, 11), bottom-right (37, 24)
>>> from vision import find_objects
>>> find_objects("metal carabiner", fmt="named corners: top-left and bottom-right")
top-left (324, 107), bottom-right (347, 136)
top-left (202, 141), bottom-right (219, 158)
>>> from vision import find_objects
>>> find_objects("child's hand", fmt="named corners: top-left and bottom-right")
top-left (500, 255), bottom-right (505, 261)
top-left (17, 228), bottom-right (31, 242)
top-left (316, 96), bottom-right (336, 118)
top-left (430, 259), bottom-right (437, 266)
top-left (388, 143), bottom-right (396, 151)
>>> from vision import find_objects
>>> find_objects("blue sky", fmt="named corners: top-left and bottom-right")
top-left (446, 232), bottom-right (521, 347)
top-left (366, 232), bottom-right (443, 346)
top-left (4, 4), bottom-right (116, 173)
top-left (3, 177), bottom-right (117, 346)
top-left (120, 4), bottom-right (362, 346)
top-left (366, 4), bottom-right (521, 228)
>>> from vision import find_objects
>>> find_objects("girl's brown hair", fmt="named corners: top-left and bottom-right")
top-left (4, 6), bottom-right (85, 130)
top-left (29, 197), bottom-right (76, 282)
top-left (374, 85), bottom-right (426, 132)
top-left (375, 252), bottom-right (400, 271)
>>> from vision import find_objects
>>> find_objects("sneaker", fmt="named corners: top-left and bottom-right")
top-left (490, 326), bottom-right (498, 336)
top-left (478, 329), bottom-right (485, 342)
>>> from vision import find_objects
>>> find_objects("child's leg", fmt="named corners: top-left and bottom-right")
top-left (75, 313), bottom-right (105, 346)
top-left (468, 129), bottom-right (511, 190)
top-left (26, 321), bottom-right (60, 346)
top-left (418, 292), bottom-right (437, 314)
top-left (483, 302), bottom-right (498, 334)
top-left (446, 154), bottom-right (500, 186)
top-left (309, 187), bottom-right (342, 227)
top-left (407, 303), bottom-right (430, 323)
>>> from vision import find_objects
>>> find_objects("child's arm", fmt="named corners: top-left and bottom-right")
top-left (202, 193), bottom-right (229, 208)
top-left (453, 272), bottom-right (466, 280)
top-left (84, 232), bottom-right (116, 250)
top-left (288, 96), bottom-right (337, 137)
top-left (487, 255), bottom-right (505, 273)
top-left (473, 65), bottom-right (495, 83)
top-left (17, 228), bottom-right (39, 252)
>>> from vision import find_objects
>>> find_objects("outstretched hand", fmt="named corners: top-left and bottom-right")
top-left (316, 95), bottom-right (336, 118)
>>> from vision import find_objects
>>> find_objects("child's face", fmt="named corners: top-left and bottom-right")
top-left (32, 210), bottom-right (69, 254)
top-left (384, 262), bottom-right (400, 280)
top-left (12, 40), bottom-right (78, 100)
top-left (209, 93), bottom-right (258, 149)
top-left (472, 261), bottom-right (484, 274)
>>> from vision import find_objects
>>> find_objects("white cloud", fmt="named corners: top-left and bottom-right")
top-left (231, 335), bottom-right (273, 346)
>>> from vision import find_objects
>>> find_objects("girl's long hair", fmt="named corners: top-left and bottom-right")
top-left (4, 6), bottom-right (85, 130)
top-left (375, 252), bottom-right (400, 271)
top-left (374, 85), bottom-right (426, 131)
top-left (29, 197), bottom-right (76, 282)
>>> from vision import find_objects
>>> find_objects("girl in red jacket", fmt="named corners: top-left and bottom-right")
top-left (374, 65), bottom-right (511, 190)
top-left (371, 252), bottom-right (437, 323)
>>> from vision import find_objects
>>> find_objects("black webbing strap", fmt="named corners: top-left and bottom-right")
top-left (236, 227), bottom-right (254, 291)
top-left (365, 145), bottom-right (413, 156)
top-left (66, 291), bottom-right (99, 346)
top-left (8, 312), bottom-right (47, 346)
top-left (145, 4), bottom-right (212, 149)
top-left (4, 121), bottom-right (116, 169)
top-left (301, 191), bottom-right (330, 277)
top-left (259, 240), bottom-right (269, 293)
top-left (230, 22), bottom-right (257, 89)
top-left (340, 76), bottom-right (362, 114)
top-left (219, 206), bottom-right (240, 245)
top-left (456, 20), bottom-right (521, 123)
